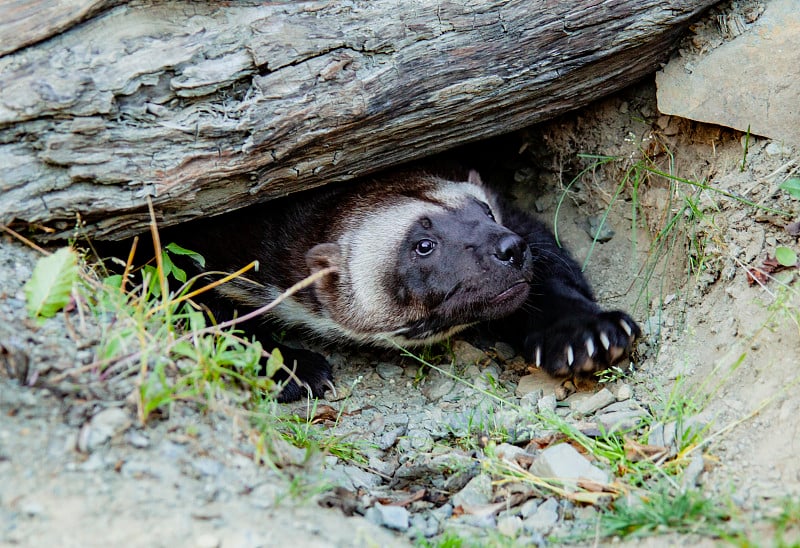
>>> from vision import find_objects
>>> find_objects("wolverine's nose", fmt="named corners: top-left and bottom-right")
top-left (494, 234), bottom-right (527, 268)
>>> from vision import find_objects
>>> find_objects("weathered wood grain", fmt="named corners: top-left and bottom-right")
top-left (0, 0), bottom-right (716, 240)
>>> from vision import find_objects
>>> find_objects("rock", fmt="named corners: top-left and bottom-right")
top-left (124, 430), bottom-right (150, 448)
top-left (325, 464), bottom-right (382, 491)
top-left (519, 388), bottom-right (543, 409)
top-left (522, 497), bottom-right (559, 533)
top-left (682, 453), bottom-right (705, 489)
top-left (452, 473), bottom-right (493, 510)
top-left (376, 362), bottom-right (404, 379)
top-left (585, 214), bottom-right (615, 243)
top-left (571, 388), bottom-right (616, 416)
top-left (657, 0), bottom-right (800, 145)
top-left (615, 383), bottom-right (633, 401)
top-left (515, 375), bottom-right (538, 397)
top-left (494, 443), bottom-right (529, 465)
top-left (421, 375), bottom-right (455, 401)
top-left (378, 426), bottom-right (406, 451)
top-left (452, 340), bottom-right (487, 367)
top-left (520, 498), bottom-right (540, 518)
top-left (529, 443), bottom-right (608, 486)
top-left (537, 394), bottom-right (557, 414)
top-left (497, 515), bottom-right (523, 537)
top-left (596, 410), bottom-right (648, 432)
top-left (366, 502), bottom-right (410, 531)
top-left (77, 407), bottom-right (132, 453)
top-left (492, 342), bottom-right (516, 361)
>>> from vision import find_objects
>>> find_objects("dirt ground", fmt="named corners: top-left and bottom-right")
top-left (2, 3), bottom-right (800, 546)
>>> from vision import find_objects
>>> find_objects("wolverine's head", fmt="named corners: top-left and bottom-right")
top-left (303, 171), bottom-right (533, 347)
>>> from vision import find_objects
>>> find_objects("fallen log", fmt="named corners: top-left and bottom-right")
top-left (0, 0), bottom-right (715, 240)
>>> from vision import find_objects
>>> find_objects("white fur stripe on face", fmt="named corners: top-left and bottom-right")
top-left (343, 199), bottom-right (445, 329)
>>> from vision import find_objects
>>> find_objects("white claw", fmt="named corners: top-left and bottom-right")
top-left (585, 338), bottom-right (596, 357)
top-left (620, 319), bottom-right (633, 337)
top-left (599, 332), bottom-right (611, 350)
top-left (324, 379), bottom-right (337, 398)
top-left (566, 345), bottom-right (574, 366)
top-left (534, 347), bottom-right (542, 368)
top-left (303, 382), bottom-right (314, 398)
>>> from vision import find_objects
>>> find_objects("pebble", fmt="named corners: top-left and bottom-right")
top-left (494, 443), bottom-right (529, 465)
top-left (519, 388), bottom-right (543, 409)
top-left (125, 430), bottom-right (150, 448)
top-left (421, 376), bottom-right (454, 401)
top-left (585, 214), bottom-right (615, 242)
top-left (452, 473), bottom-right (493, 509)
top-left (530, 443), bottom-right (609, 485)
top-left (523, 497), bottom-right (559, 533)
top-left (497, 515), bottom-right (523, 537)
top-left (537, 394), bottom-right (557, 414)
top-left (452, 340), bottom-right (486, 366)
top-left (366, 502), bottom-right (410, 531)
top-left (596, 410), bottom-right (648, 432)
top-left (77, 407), bottom-right (132, 453)
top-left (492, 342), bottom-right (516, 361)
top-left (376, 363), bottom-right (404, 380)
top-left (519, 498), bottom-right (540, 518)
top-left (515, 374), bottom-right (541, 397)
top-left (615, 383), bottom-right (633, 401)
top-left (571, 388), bottom-right (616, 416)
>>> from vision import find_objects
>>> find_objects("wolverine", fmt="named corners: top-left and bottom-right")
top-left (168, 170), bottom-right (640, 401)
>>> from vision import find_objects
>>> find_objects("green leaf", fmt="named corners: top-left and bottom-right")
top-left (165, 242), bottom-right (205, 268)
top-left (265, 347), bottom-right (284, 378)
top-left (24, 247), bottom-right (79, 321)
top-left (780, 177), bottom-right (800, 199)
top-left (776, 246), bottom-right (798, 267)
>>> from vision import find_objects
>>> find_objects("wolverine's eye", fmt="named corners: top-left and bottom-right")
top-left (483, 204), bottom-right (496, 221)
top-left (415, 239), bottom-right (436, 256)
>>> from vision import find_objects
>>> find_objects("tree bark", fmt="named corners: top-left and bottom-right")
top-left (0, 0), bottom-right (715, 241)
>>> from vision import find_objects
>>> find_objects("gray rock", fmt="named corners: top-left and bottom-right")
top-left (77, 407), bottom-right (132, 453)
top-left (596, 409), bottom-right (648, 432)
top-left (124, 430), bottom-right (150, 448)
top-left (537, 394), bottom-right (557, 414)
top-left (376, 362), bottom-right (404, 380)
top-left (682, 453), bottom-right (705, 489)
top-left (452, 340), bottom-right (487, 366)
top-left (597, 400), bottom-right (641, 415)
top-left (421, 375), bottom-right (455, 401)
top-left (529, 443), bottom-right (608, 485)
top-left (585, 214), bottom-right (615, 243)
top-left (571, 388), bottom-right (615, 416)
top-left (492, 342), bottom-right (516, 361)
top-left (378, 426), bottom-right (406, 450)
top-left (522, 497), bottom-right (559, 533)
top-left (398, 429), bottom-right (434, 453)
top-left (325, 464), bottom-right (382, 491)
top-left (452, 473), bottom-right (493, 509)
top-left (615, 383), bottom-right (633, 401)
top-left (366, 502), bottom-right (410, 531)
top-left (657, 0), bottom-right (800, 145)
top-left (520, 498), bottom-right (540, 518)
top-left (519, 388), bottom-right (543, 409)
top-left (515, 374), bottom-right (540, 397)
top-left (497, 515), bottom-right (523, 537)
top-left (494, 443), bottom-right (529, 465)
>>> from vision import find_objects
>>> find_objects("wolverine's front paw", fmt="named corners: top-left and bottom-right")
top-left (262, 347), bottom-right (335, 403)
top-left (523, 311), bottom-right (640, 377)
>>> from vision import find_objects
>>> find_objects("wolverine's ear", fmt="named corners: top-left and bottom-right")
top-left (306, 243), bottom-right (342, 274)
top-left (467, 169), bottom-right (484, 186)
